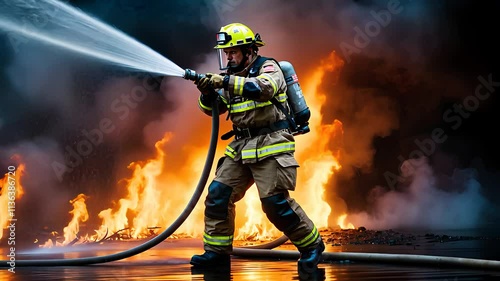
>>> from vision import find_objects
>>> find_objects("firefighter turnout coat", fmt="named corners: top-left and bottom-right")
top-left (196, 56), bottom-right (321, 254)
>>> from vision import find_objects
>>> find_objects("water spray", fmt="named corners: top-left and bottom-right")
top-left (0, 0), bottom-right (220, 267)
top-left (0, 0), bottom-right (184, 77)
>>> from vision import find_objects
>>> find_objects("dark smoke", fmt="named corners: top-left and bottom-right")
top-left (216, 0), bottom-right (500, 230)
top-left (0, 0), bottom-right (219, 243)
top-left (1, 0), bottom-right (499, 241)
top-left (307, 0), bottom-right (500, 230)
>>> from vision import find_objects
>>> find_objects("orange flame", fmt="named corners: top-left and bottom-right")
top-left (96, 134), bottom-right (170, 239)
top-left (0, 162), bottom-right (25, 240)
top-left (235, 51), bottom-right (353, 240)
top-left (337, 213), bottom-right (355, 229)
top-left (32, 51), bottom-right (355, 245)
top-left (236, 188), bottom-right (276, 241)
top-left (93, 132), bottom-right (210, 240)
top-left (92, 50), bottom-right (353, 242)
top-left (62, 193), bottom-right (89, 244)
top-left (294, 51), bottom-right (347, 229)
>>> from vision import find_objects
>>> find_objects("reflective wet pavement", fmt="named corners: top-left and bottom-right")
top-left (2, 238), bottom-right (500, 280)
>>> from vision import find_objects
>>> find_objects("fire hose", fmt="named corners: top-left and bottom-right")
top-left (1, 72), bottom-right (500, 271)
top-left (0, 76), bottom-right (288, 267)
top-left (183, 69), bottom-right (500, 271)
top-left (0, 77), bottom-right (221, 266)
top-left (231, 248), bottom-right (500, 271)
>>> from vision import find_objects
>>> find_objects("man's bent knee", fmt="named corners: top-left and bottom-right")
top-left (261, 193), bottom-right (300, 233)
top-left (205, 181), bottom-right (233, 220)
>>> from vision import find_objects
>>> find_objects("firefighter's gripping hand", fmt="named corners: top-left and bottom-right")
top-left (195, 75), bottom-right (212, 95)
top-left (207, 73), bottom-right (225, 89)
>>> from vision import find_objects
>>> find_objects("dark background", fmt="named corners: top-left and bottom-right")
top-left (0, 0), bottom-right (499, 238)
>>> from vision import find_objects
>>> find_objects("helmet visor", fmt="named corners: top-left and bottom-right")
top-left (217, 49), bottom-right (228, 70)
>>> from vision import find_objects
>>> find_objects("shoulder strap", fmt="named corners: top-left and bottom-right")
top-left (250, 56), bottom-right (297, 132)
top-left (248, 56), bottom-right (270, 77)
top-left (248, 56), bottom-right (283, 77)
top-left (271, 98), bottom-right (297, 132)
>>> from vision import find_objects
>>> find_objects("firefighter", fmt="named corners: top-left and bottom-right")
top-left (191, 23), bottom-right (324, 270)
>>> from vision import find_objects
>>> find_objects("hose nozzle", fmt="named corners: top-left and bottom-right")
top-left (184, 69), bottom-right (205, 82)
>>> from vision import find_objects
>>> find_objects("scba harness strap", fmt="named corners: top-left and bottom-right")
top-left (221, 119), bottom-right (290, 140)
top-left (250, 56), bottom-right (298, 132)
top-left (220, 56), bottom-right (297, 140)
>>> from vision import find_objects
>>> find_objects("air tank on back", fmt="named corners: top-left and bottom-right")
top-left (279, 61), bottom-right (311, 135)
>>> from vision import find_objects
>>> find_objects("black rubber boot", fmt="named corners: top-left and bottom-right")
top-left (297, 239), bottom-right (325, 273)
top-left (190, 251), bottom-right (230, 268)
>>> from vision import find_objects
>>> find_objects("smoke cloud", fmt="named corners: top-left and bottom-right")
top-left (218, 0), bottom-right (500, 230)
top-left (348, 157), bottom-right (490, 230)
top-left (0, 0), bottom-right (219, 239)
top-left (0, 138), bottom-right (71, 245)
top-left (1, 0), bottom-right (499, 240)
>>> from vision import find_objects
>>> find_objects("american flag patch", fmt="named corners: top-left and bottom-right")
top-left (263, 65), bottom-right (275, 72)
top-left (292, 74), bottom-right (299, 82)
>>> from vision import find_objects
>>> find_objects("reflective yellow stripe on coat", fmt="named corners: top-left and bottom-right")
top-left (241, 142), bottom-right (295, 160)
top-left (228, 93), bottom-right (287, 114)
top-left (198, 96), bottom-right (212, 111)
top-left (225, 146), bottom-right (237, 159)
top-left (233, 76), bottom-right (245, 95)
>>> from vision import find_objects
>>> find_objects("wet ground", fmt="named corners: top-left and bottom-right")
top-left (2, 229), bottom-right (500, 280)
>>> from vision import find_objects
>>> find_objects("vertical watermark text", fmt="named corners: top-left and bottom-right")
top-left (4, 165), bottom-right (18, 273)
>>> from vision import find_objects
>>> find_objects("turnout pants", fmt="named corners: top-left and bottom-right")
top-left (202, 153), bottom-right (321, 254)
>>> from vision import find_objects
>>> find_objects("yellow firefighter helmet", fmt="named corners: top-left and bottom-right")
top-left (214, 23), bottom-right (265, 49)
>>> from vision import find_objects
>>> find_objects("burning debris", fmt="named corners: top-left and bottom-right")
top-left (33, 225), bottom-right (168, 248)
top-left (325, 227), bottom-right (418, 246)
top-left (323, 227), bottom-right (498, 247)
